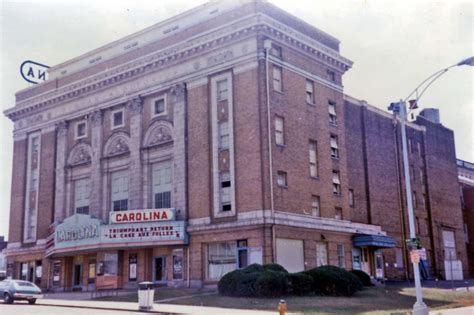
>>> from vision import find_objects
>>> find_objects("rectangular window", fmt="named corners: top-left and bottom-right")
top-left (220, 172), bottom-right (232, 212)
top-left (337, 244), bottom-right (345, 268)
top-left (111, 170), bottom-right (128, 211)
top-left (395, 248), bottom-right (404, 268)
top-left (464, 224), bottom-right (469, 243)
top-left (275, 116), bottom-right (285, 145)
top-left (74, 178), bottom-right (90, 214)
top-left (152, 160), bottom-right (172, 209)
top-left (418, 142), bottom-right (422, 157)
top-left (335, 207), bottom-right (343, 220)
top-left (76, 121), bottom-right (87, 139)
top-left (316, 243), bottom-right (328, 267)
top-left (332, 171), bottom-right (341, 195)
top-left (153, 97), bottom-right (167, 116)
top-left (349, 189), bottom-right (355, 207)
top-left (277, 171), bottom-right (287, 187)
top-left (129, 254), bottom-right (137, 281)
top-left (219, 122), bottom-right (230, 149)
top-left (330, 134), bottom-right (339, 159)
top-left (327, 70), bottom-right (336, 82)
top-left (416, 216), bottom-right (420, 234)
top-left (419, 167), bottom-right (424, 184)
top-left (25, 133), bottom-right (40, 242)
top-left (328, 101), bottom-right (337, 125)
top-left (208, 242), bottom-right (237, 280)
top-left (306, 80), bottom-right (314, 103)
top-left (217, 79), bottom-right (228, 101)
top-left (311, 195), bottom-right (320, 217)
top-left (408, 139), bottom-right (413, 154)
top-left (273, 66), bottom-right (282, 92)
top-left (270, 44), bottom-right (282, 59)
top-left (411, 165), bottom-right (416, 182)
top-left (309, 140), bottom-right (318, 177)
top-left (112, 110), bottom-right (124, 129)
top-left (421, 193), bottom-right (427, 210)
top-left (413, 191), bottom-right (417, 209)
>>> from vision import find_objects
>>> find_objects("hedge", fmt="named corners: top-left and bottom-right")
top-left (305, 265), bottom-right (363, 296)
top-left (350, 269), bottom-right (372, 286)
top-left (254, 270), bottom-right (289, 297)
top-left (288, 272), bottom-right (314, 295)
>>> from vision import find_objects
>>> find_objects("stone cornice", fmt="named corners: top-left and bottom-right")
top-left (5, 12), bottom-right (352, 124)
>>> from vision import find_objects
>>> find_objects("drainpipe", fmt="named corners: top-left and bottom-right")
top-left (263, 39), bottom-right (276, 262)
top-left (187, 247), bottom-right (190, 288)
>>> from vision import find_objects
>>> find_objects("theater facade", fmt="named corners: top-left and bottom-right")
top-left (4, 1), bottom-right (466, 291)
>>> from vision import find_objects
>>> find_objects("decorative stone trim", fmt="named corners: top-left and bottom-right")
top-left (127, 96), bottom-right (143, 115)
top-left (56, 120), bottom-right (68, 137)
top-left (143, 120), bottom-right (174, 148)
top-left (103, 131), bottom-right (131, 157)
top-left (67, 143), bottom-right (92, 166)
top-left (169, 83), bottom-right (186, 103)
top-left (89, 110), bottom-right (103, 127)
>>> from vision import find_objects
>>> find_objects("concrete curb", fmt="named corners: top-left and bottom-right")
top-left (38, 301), bottom-right (186, 314)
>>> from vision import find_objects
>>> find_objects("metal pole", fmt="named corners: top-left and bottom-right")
top-left (399, 101), bottom-right (429, 315)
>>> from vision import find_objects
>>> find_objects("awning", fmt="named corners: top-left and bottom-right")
top-left (352, 234), bottom-right (396, 248)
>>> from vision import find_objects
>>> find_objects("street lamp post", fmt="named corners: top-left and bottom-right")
top-left (388, 56), bottom-right (474, 315)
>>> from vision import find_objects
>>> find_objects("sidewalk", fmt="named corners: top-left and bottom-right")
top-left (429, 306), bottom-right (474, 315)
top-left (38, 298), bottom-right (285, 315)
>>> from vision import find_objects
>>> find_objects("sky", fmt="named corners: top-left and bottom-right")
top-left (0, 0), bottom-right (473, 240)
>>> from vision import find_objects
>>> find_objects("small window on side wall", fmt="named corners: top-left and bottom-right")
top-left (277, 171), bottom-right (287, 187)
top-left (111, 110), bottom-right (124, 129)
top-left (76, 121), bottom-right (87, 140)
top-left (153, 97), bottom-right (167, 117)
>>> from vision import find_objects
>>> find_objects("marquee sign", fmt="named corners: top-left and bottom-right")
top-left (52, 214), bottom-right (187, 253)
top-left (109, 208), bottom-right (175, 224)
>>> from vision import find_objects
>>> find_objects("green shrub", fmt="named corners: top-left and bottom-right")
top-left (305, 265), bottom-right (363, 296)
top-left (350, 270), bottom-right (372, 286)
top-left (254, 270), bottom-right (289, 297)
top-left (218, 269), bottom-right (243, 296)
top-left (235, 272), bottom-right (260, 297)
top-left (263, 263), bottom-right (288, 273)
top-left (288, 272), bottom-right (313, 295)
top-left (242, 263), bottom-right (265, 274)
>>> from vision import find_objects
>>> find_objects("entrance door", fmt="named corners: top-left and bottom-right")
top-left (153, 257), bottom-right (166, 283)
top-left (352, 248), bottom-right (362, 270)
top-left (88, 260), bottom-right (96, 291)
top-left (374, 250), bottom-right (384, 279)
top-left (360, 247), bottom-right (370, 275)
top-left (28, 264), bottom-right (34, 283)
top-left (73, 264), bottom-right (82, 289)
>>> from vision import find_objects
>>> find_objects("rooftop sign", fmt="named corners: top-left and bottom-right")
top-left (20, 60), bottom-right (49, 84)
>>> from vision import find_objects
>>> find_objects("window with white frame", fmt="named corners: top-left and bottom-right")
top-left (153, 97), bottom-right (167, 117)
top-left (74, 178), bottom-right (90, 214)
top-left (316, 243), bottom-right (328, 267)
top-left (216, 79), bottom-right (228, 101)
top-left (277, 171), bottom-right (287, 187)
top-left (332, 171), bottom-right (341, 195)
top-left (330, 134), bottom-right (339, 159)
top-left (335, 207), bottom-right (343, 220)
top-left (208, 242), bottom-right (237, 280)
top-left (328, 101), bottom-right (337, 125)
top-left (312, 195), bottom-right (320, 217)
top-left (337, 244), bottom-right (345, 268)
top-left (273, 65), bottom-right (282, 92)
top-left (24, 133), bottom-right (40, 242)
top-left (270, 44), bottom-right (282, 59)
top-left (275, 116), bottom-right (285, 145)
top-left (220, 172), bottom-right (232, 212)
top-left (327, 70), bottom-right (336, 82)
top-left (306, 80), bottom-right (314, 104)
top-left (76, 121), bottom-right (87, 139)
top-left (111, 170), bottom-right (128, 211)
top-left (309, 140), bottom-right (318, 177)
top-left (152, 160), bottom-right (172, 209)
top-left (111, 109), bottom-right (124, 129)
top-left (349, 189), bottom-right (355, 207)
top-left (219, 121), bottom-right (230, 149)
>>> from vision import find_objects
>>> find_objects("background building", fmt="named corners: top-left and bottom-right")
top-left (457, 159), bottom-right (474, 277)
top-left (3, 0), bottom-right (467, 290)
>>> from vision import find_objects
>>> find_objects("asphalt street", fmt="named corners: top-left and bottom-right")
top-left (0, 303), bottom-right (172, 315)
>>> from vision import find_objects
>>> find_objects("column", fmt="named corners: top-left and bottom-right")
top-left (170, 83), bottom-right (187, 220)
top-left (89, 110), bottom-right (103, 220)
top-left (54, 121), bottom-right (68, 222)
top-left (128, 96), bottom-right (143, 210)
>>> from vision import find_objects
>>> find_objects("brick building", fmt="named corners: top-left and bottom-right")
top-left (458, 159), bottom-right (474, 277)
top-left (3, 1), bottom-right (467, 291)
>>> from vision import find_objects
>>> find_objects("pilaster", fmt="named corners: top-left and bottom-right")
top-left (89, 110), bottom-right (103, 220)
top-left (54, 121), bottom-right (68, 222)
top-left (128, 96), bottom-right (144, 209)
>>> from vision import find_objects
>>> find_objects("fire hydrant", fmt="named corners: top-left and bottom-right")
top-left (278, 299), bottom-right (287, 315)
